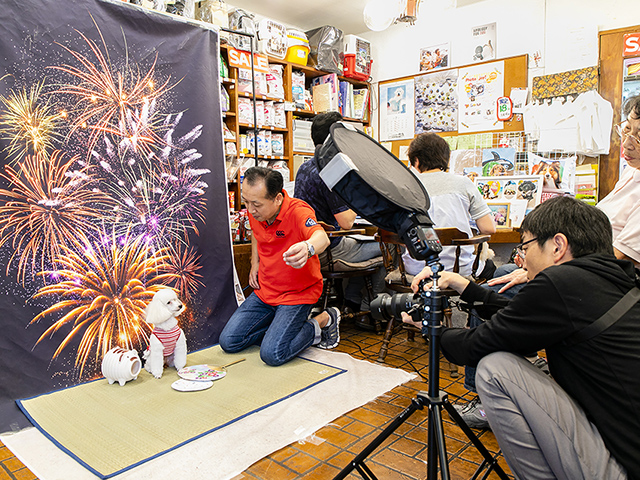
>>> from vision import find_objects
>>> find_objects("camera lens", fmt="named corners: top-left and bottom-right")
top-left (370, 292), bottom-right (421, 321)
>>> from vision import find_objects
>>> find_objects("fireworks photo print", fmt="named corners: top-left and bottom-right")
top-left (0, 0), bottom-right (236, 430)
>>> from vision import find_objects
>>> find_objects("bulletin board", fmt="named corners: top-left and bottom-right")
top-left (378, 54), bottom-right (528, 159)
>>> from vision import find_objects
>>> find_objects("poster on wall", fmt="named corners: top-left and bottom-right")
top-left (458, 60), bottom-right (505, 133)
top-left (470, 22), bottom-right (496, 63)
top-left (379, 79), bottom-right (415, 141)
top-left (0, 0), bottom-right (236, 431)
top-left (415, 69), bottom-right (458, 133)
top-left (475, 175), bottom-right (544, 226)
top-left (419, 43), bottom-right (450, 72)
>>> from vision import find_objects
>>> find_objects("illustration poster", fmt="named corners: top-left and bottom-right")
top-left (380, 79), bottom-right (415, 141)
top-left (458, 61), bottom-right (505, 133)
top-left (415, 69), bottom-right (458, 133)
top-left (419, 43), bottom-right (450, 72)
top-left (481, 147), bottom-right (516, 176)
top-left (475, 175), bottom-right (544, 215)
top-left (471, 22), bottom-right (496, 63)
top-left (0, 0), bottom-right (236, 431)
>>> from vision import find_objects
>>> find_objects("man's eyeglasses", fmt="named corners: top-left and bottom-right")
top-left (516, 237), bottom-right (538, 260)
top-left (615, 121), bottom-right (640, 147)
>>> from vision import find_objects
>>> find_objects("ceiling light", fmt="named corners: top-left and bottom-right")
top-left (363, 0), bottom-right (404, 32)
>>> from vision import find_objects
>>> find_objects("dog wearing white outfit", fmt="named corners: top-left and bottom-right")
top-left (143, 288), bottom-right (187, 379)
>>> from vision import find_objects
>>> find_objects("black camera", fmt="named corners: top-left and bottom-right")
top-left (370, 292), bottom-right (424, 324)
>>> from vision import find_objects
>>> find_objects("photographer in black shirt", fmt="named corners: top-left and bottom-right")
top-left (405, 196), bottom-right (639, 479)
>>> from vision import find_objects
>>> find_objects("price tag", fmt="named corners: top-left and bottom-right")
top-left (496, 96), bottom-right (513, 122)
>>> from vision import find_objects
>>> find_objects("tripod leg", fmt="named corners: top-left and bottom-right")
top-left (333, 397), bottom-right (425, 480)
top-left (442, 399), bottom-right (509, 480)
top-left (427, 404), bottom-right (450, 480)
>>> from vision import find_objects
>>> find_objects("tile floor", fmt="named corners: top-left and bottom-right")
top-left (0, 319), bottom-right (513, 480)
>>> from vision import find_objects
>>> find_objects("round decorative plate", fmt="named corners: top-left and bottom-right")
top-left (171, 379), bottom-right (214, 392)
top-left (177, 364), bottom-right (227, 381)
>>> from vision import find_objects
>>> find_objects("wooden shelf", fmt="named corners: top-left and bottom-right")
top-left (221, 43), bottom-right (371, 237)
top-left (237, 92), bottom-right (285, 102)
top-left (238, 123), bottom-right (288, 132)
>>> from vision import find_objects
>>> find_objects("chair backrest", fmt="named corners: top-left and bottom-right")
top-left (375, 227), bottom-right (490, 279)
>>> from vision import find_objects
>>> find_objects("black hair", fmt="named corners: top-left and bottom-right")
top-left (623, 95), bottom-right (640, 120)
top-left (311, 111), bottom-right (343, 146)
top-left (520, 196), bottom-right (613, 258)
top-left (243, 166), bottom-right (283, 200)
top-left (407, 133), bottom-right (450, 172)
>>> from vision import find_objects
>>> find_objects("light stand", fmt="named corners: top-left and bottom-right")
top-left (333, 262), bottom-right (509, 480)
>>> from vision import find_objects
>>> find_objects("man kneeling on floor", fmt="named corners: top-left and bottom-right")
top-left (219, 167), bottom-right (340, 366)
top-left (404, 196), bottom-right (640, 479)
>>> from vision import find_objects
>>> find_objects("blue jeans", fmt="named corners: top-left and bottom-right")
top-left (219, 292), bottom-right (319, 366)
top-left (464, 264), bottom-right (524, 392)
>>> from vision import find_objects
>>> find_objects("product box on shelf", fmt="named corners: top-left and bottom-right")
top-left (293, 119), bottom-right (314, 153)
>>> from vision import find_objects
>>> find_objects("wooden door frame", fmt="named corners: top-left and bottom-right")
top-left (599, 25), bottom-right (640, 199)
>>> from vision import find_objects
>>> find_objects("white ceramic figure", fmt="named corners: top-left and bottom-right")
top-left (101, 347), bottom-right (142, 386)
top-left (143, 288), bottom-right (188, 379)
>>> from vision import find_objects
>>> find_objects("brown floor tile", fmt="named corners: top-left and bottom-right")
top-left (281, 451), bottom-right (318, 474)
top-left (342, 419), bottom-right (376, 438)
top-left (294, 438), bottom-right (340, 461)
top-left (299, 462), bottom-right (341, 480)
top-left (0, 469), bottom-right (12, 480)
top-left (2, 457), bottom-right (25, 473)
top-left (371, 447), bottom-right (430, 478)
top-left (389, 436), bottom-right (426, 457)
top-left (245, 457), bottom-right (298, 480)
top-left (268, 445), bottom-right (297, 463)
top-left (348, 406), bottom-right (392, 427)
top-left (11, 469), bottom-right (38, 480)
top-left (0, 447), bottom-right (12, 461)
top-left (316, 425), bottom-right (359, 449)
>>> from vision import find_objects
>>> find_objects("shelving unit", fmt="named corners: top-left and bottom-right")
top-left (220, 43), bottom-right (371, 213)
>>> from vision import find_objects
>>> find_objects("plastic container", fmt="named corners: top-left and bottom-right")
top-left (285, 30), bottom-right (310, 66)
top-left (257, 19), bottom-right (287, 59)
top-left (343, 35), bottom-right (372, 81)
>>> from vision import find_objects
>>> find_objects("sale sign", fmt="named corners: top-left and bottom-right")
top-left (623, 33), bottom-right (640, 57)
top-left (227, 47), bottom-right (269, 73)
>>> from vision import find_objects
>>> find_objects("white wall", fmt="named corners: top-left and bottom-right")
top-left (361, 0), bottom-right (640, 84)
top-left (357, 0), bottom-right (640, 137)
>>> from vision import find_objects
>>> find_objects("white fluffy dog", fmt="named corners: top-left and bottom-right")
top-left (143, 288), bottom-right (187, 379)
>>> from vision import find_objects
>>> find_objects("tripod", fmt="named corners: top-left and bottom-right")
top-left (333, 262), bottom-right (509, 480)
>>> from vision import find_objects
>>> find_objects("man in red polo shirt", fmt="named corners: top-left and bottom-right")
top-left (219, 166), bottom-right (340, 366)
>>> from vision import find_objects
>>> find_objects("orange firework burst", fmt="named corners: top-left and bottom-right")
top-left (0, 150), bottom-right (108, 284)
top-left (49, 21), bottom-right (178, 157)
top-left (0, 81), bottom-right (64, 162)
top-left (166, 245), bottom-right (205, 303)
top-left (31, 233), bottom-right (179, 377)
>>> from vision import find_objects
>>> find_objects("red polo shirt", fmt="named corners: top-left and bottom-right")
top-left (249, 190), bottom-right (324, 306)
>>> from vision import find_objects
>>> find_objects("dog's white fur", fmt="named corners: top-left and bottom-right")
top-left (143, 288), bottom-right (187, 379)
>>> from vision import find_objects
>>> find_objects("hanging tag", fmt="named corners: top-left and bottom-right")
top-left (496, 96), bottom-right (514, 121)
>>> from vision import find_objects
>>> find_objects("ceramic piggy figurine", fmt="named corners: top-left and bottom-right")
top-left (102, 347), bottom-right (142, 386)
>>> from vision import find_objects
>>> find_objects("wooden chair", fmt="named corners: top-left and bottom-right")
top-left (317, 223), bottom-right (385, 332)
top-left (374, 228), bottom-right (491, 375)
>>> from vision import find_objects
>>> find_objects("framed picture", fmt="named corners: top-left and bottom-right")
top-left (487, 202), bottom-right (510, 229)
top-left (475, 175), bottom-right (544, 214)
top-left (419, 43), bottom-right (450, 72)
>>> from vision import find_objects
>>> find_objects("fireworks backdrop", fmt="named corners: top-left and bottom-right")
top-left (0, 0), bottom-right (236, 431)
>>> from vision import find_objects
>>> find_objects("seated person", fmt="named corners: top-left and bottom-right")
top-left (219, 167), bottom-right (339, 366)
top-left (294, 112), bottom-right (385, 313)
top-left (597, 94), bottom-right (640, 266)
top-left (487, 93), bottom-right (640, 295)
top-left (402, 133), bottom-right (496, 279)
top-left (404, 196), bottom-right (640, 479)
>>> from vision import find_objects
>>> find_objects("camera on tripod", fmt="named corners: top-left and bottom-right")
top-left (370, 292), bottom-right (423, 324)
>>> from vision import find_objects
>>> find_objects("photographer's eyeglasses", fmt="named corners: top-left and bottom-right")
top-left (516, 237), bottom-right (538, 260)
top-left (615, 121), bottom-right (640, 147)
